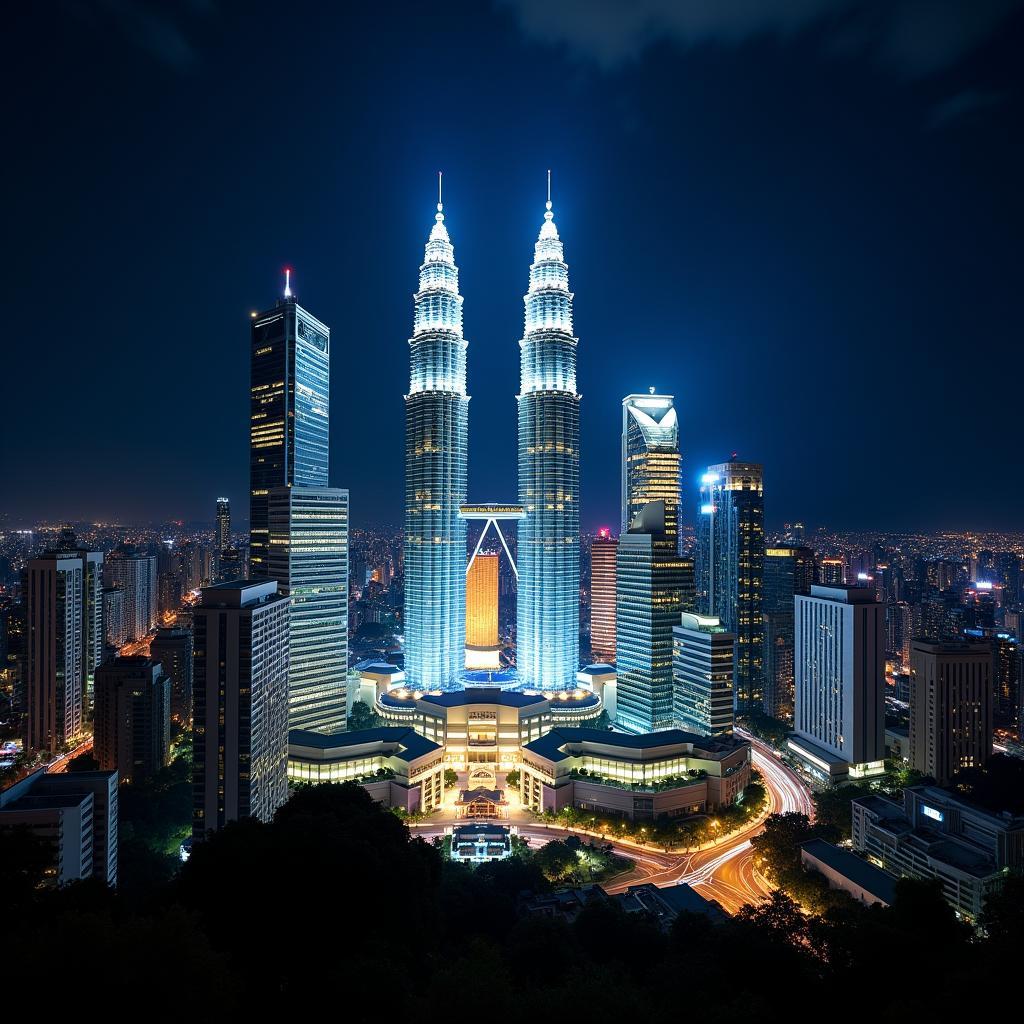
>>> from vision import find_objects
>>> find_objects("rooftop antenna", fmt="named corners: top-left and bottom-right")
top-left (284, 267), bottom-right (293, 299)
top-left (438, 170), bottom-right (443, 212)
top-left (546, 168), bottom-right (552, 210)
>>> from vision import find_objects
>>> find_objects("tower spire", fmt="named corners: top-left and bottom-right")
top-left (283, 267), bottom-right (293, 299)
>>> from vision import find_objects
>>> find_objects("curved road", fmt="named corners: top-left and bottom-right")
top-left (411, 733), bottom-right (812, 915)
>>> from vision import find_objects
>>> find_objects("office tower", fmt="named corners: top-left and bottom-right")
top-left (621, 391), bottom-right (681, 542)
top-left (909, 639), bottom-right (993, 784)
top-left (672, 612), bottom-right (735, 736)
top-left (267, 486), bottom-right (349, 733)
top-left (192, 580), bottom-right (289, 838)
top-left (590, 529), bottom-right (617, 662)
top-left (94, 656), bottom-right (171, 784)
top-left (0, 769), bottom-right (118, 887)
top-left (104, 552), bottom-right (158, 641)
top-left (403, 188), bottom-right (468, 690)
top-left (819, 558), bottom-right (845, 585)
top-left (249, 274), bottom-right (330, 578)
top-left (465, 552), bottom-right (500, 670)
top-left (102, 586), bottom-right (126, 650)
top-left (219, 546), bottom-right (242, 583)
top-left (791, 585), bottom-right (884, 780)
top-left (517, 186), bottom-right (581, 690)
top-left (615, 501), bottom-right (686, 733)
top-left (216, 497), bottom-right (231, 552)
top-left (762, 545), bottom-right (814, 721)
top-left (696, 459), bottom-right (765, 713)
top-left (150, 626), bottom-right (194, 724)
top-left (26, 545), bottom-right (104, 753)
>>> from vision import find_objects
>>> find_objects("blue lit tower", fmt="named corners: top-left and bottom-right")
top-left (517, 179), bottom-right (581, 689)
top-left (403, 180), bottom-right (469, 690)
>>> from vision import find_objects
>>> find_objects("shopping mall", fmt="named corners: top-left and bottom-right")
top-left (287, 666), bottom-right (751, 820)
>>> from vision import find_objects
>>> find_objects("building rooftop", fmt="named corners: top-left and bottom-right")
top-left (288, 727), bottom-right (440, 764)
top-left (524, 727), bottom-right (738, 763)
top-left (800, 839), bottom-right (898, 905)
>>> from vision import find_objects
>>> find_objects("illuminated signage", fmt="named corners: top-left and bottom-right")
top-left (922, 805), bottom-right (944, 823)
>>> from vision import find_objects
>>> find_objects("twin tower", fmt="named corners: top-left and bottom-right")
top-left (404, 182), bottom-right (580, 692)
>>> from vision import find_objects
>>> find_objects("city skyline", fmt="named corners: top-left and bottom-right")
top-left (6, 4), bottom-right (1023, 532)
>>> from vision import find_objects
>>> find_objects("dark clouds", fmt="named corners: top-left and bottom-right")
top-left (499, 0), bottom-right (1022, 76)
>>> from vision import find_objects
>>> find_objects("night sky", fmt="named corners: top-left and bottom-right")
top-left (5, 1), bottom-right (1022, 532)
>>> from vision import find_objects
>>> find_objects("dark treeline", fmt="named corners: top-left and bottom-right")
top-left (4, 783), bottom-right (1021, 1021)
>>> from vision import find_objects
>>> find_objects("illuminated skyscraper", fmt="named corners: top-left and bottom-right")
top-left (517, 182), bottom-right (581, 689)
top-left (466, 552), bottom-right (500, 670)
top-left (404, 183), bottom-right (468, 689)
top-left (616, 501), bottom-right (686, 733)
top-left (216, 497), bottom-right (231, 553)
top-left (590, 529), bottom-right (617, 662)
top-left (268, 486), bottom-right (349, 732)
top-left (696, 459), bottom-right (764, 713)
top-left (248, 272), bottom-right (330, 577)
top-left (621, 391), bottom-right (680, 543)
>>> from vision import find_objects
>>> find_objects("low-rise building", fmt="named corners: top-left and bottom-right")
top-left (851, 785), bottom-right (1024, 920)
top-left (800, 838), bottom-right (897, 907)
top-left (376, 685), bottom-right (603, 785)
top-left (287, 727), bottom-right (444, 813)
top-left (519, 727), bottom-right (751, 820)
top-left (448, 822), bottom-right (516, 863)
top-left (0, 768), bottom-right (118, 887)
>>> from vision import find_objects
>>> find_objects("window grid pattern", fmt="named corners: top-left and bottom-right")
top-left (404, 205), bottom-right (468, 689)
top-left (517, 202), bottom-right (581, 689)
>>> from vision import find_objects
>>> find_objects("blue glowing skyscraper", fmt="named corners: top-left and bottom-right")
top-left (517, 183), bottom-right (581, 689)
top-left (403, 184), bottom-right (469, 690)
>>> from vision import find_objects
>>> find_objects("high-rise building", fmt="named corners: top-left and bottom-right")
top-left (216, 497), bottom-right (231, 552)
top-left (94, 656), bottom-right (171, 785)
top-left (672, 612), bottom-right (735, 736)
top-left (26, 545), bottom-right (104, 753)
top-left (248, 274), bottom-right (330, 578)
top-left (403, 189), bottom-right (468, 690)
top-left (0, 769), bottom-right (118, 887)
top-left (466, 552), bottom-right (500, 670)
top-left (909, 639), bottom-right (993, 785)
top-left (993, 634), bottom-right (1020, 735)
top-left (517, 187), bottom-right (581, 690)
top-left (150, 626), bottom-right (194, 724)
top-left (819, 558), bottom-right (845, 585)
top-left (790, 585), bottom-right (885, 783)
top-left (696, 459), bottom-right (765, 713)
top-left (104, 552), bottom-right (157, 642)
top-left (192, 580), bottom-right (290, 839)
top-left (621, 391), bottom-right (681, 542)
top-left (762, 545), bottom-right (814, 721)
top-left (267, 486), bottom-right (349, 733)
top-left (615, 501), bottom-right (687, 733)
top-left (102, 586), bottom-right (126, 650)
top-left (590, 529), bottom-right (617, 662)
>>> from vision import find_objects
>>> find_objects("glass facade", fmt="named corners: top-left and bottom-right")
top-left (621, 393), bottom-right (681, 543)
top-left (615, 502), bottom-right (686, 733)
top-left (673, 613), bottom-right (735, 736)
top-left (249, 300), bottom-right (330, 577)
top-left (517, 199), bottom-right (581, 689)
top-left (404, 201), bottom-right (468, 689)
top-left (268, 486), bottom-right (349, 733)
top-left (696, 461), bottom-right (765, 713)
